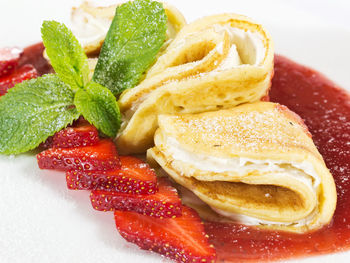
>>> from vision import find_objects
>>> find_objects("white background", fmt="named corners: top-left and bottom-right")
top-left (0, 0), bottom-right (350, 262)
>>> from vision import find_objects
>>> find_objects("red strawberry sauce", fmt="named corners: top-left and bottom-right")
top-left (19, 42), bottom-right (52, 75)
top-left (204, 55), bottom-right (350, 262)
top-left (24, 42), bottom-right (350, 262)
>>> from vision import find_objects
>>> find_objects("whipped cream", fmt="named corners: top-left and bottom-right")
top-left (215, 44), bottom-right (242, 70)
top-left (211, 207), bottom-right (318, 227)
top-left (166, 136), bottom-right (320, 190)
top-left (163, 136), bottom-right (320, 226)
top-left (213, 25), bottom-right (266, 66)
top-left (71, 8), bottom-right (111, 48)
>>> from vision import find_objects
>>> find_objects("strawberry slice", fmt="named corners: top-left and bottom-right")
top-left (66, 156), bottom-right (157, 194)
top-left (0, 64), bottom-right (38, 96)
top-left (39, 118), bottom-right (96, 149)
top-left (115, 206), bottom-right (216, 263)
top-left (52, 121), bottom-right (99, 148)
top-left (39, 136), bottom-right (54, 149)
top-left (90, 178), bottom-right (182, 218)
top-left (0, 47), bottom-right (22, 77)
top-left (37, 139), bottom-right (120, 171)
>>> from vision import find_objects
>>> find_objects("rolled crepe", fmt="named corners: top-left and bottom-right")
top-left (71, 1), bottom-right (187, 56)
top-left (147, 102), bottom-right (336, 233)
top-left (117, 13), bottom-right (274, 154)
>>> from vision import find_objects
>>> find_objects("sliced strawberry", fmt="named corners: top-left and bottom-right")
top-left (39, 136), bottom-right (54, 149)
top-left (0, 47), bottom-right (22, 77)
top-left (37, 139), bottom-right (120, 171)
top-left (66, 156), bottom-right (157, 194)
top-left (115, 206), bottom-right (216, 263)
top-left (39, 118), bottom-right (95, 149)
top-left (0, 64), bottom-right (38, 96)
top-left (52, 121), bottom-right (99, 148)
top-left (90, 178), bottom-right (182, 218)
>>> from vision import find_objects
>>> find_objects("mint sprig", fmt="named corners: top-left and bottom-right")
top-left (0, 75), bottom-right (79, 154)
top-left (93, 0), bottom-right (167, 95)
top-left (0, 0), bottom-right (167, 155)
top-left (41, 21), bottom-right (89, 91)
top-left (41, 20), bottom-right (122, 138)
top-left (74, 81), bottom-right (121, 137)
top-left (0, 21), bottom-right (121, 155)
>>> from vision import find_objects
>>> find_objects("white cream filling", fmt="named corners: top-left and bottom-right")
top-left (211, 207), bottom-right (318, 227)
top-left (167, 137), bottom-right (320, 189)
top-left (164, 136), bottom-right (321, 226)
top-left (121, 24), bottom-right (267, 125)
top-left (71, 8), bottom-right (111, 48)
top-left (215, 44), bottom-right (242, 70)
top-left (213, 25), bottom-right (266, 67)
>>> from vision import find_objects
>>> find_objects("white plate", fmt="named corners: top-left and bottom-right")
top-left (0, 1), bottom-right (350, 262)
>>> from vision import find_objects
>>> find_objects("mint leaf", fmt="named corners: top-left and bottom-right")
top-left (74, 81), bottom-right (121, 137)
top-left (41, 20), bottom-right (122, 138)
top-left (0, 75), bottom-right (80, 154)
top-left (93, 0), bottom-right (167, 95)
top-left (41, 20), bottom-right (89, 91)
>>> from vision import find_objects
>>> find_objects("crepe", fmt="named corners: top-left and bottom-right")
top-left (71, 1), bottom-right (186, 56)
top-left (117, 13), bottom-right (274, 154)
top-left (147, 102), bottom-right (336, 233)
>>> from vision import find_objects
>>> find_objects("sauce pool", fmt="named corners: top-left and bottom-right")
top-left (205, 55), bottom-right (350, 262)
top-left (21, 45), bottom-right (350, 262)
top-left (19, 42), bottom-right (53, 76)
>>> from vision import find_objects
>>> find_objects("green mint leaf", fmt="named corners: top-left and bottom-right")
top-left (41, 20), bottom-right (89, 91)
top-left (74, 81), bottom-right (121, 137)
top-left (93, 0), bottom-right (167, 95)
top-left (0, 75), bottom-right (80, 155)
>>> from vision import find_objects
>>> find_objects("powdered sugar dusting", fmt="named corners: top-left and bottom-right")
top-left (172, 104), bottom-right (309, 155)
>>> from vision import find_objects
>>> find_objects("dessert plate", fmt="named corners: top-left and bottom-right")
top-left (0, 0), bottom-right (349, 262)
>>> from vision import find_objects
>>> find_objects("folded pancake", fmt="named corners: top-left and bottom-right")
top-left (71, 1), bottom-right (186, 56)
top-left (147, 102), bottom-right (337, 233)
top-left (117, 13), bottom-right (274, 154)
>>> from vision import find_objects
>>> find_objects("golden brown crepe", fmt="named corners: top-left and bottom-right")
top-left (117, 13), bottom-right (274, 154)
top-left (147, 102), bottom-right (336, 233)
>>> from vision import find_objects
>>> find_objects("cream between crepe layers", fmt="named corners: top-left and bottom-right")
top-left (164, 136), bottom-right (319, 227)
top-left (147, 102), bottom-right (337, 233)
top-left (117, 12), bottom-right (274, 154)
